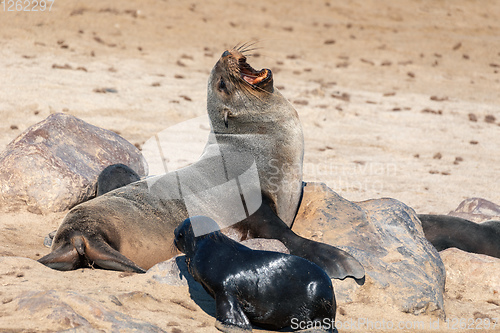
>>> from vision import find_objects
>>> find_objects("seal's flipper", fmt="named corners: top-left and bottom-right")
top-left (38, 236), bottom-right (146, 273)
top-left (38, 244), bottom-right (80, 271)
top-left (214, 292), bottom-right (252, 333)
top-left (241, 201), bottom-right (365, 281)
top-left (419, 214), bottom-right (500, 258)
top-left (287, 236), bottom-right (365, 281)
top-left (84, 240), bottom-right (146, 273)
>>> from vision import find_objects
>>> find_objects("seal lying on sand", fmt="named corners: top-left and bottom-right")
top-left (174, 216), bottom-right (337, 333)
top-left (39, 46), bottom-right (364, 281)
top-left (419, 214), bottom-right (500, 258)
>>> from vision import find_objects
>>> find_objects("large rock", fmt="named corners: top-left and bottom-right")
top-left (448, 198), bottom-right (500, 223)
top-left (14, 290), bottom-right (165, 332)
top-left (292, 182), bottom-right (446, 318)
top-left (441, 248), bottom-right (500, 302)
top-left (440, 248), bottom-right (500, 321)
top-left (0, 113), bottom-right (148, 214)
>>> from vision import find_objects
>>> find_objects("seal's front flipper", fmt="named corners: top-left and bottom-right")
top-left (215, 292), bottom-right (252, 333)
top-left (38, 236), bottom-right (146, 273)
top-left (242, 201), bottom-right (365, 281)
top-left (287, 235), bottom-right (365, 282)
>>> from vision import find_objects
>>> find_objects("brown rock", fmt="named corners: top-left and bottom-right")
top-left (292, 182), bottom-right (445, 317)
top-left (0, 113), bottom-right (147, 214)
top-left (15, 290), bottom-right (165, 332)
top-left (440, 248), bottom-right (500, 304)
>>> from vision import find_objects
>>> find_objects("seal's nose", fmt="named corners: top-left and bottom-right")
top-left (221, 50), bottom-right (231, 58)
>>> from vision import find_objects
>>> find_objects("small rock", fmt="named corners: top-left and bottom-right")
top-left (485, 115), bottom-right (496, 123)
top-left (468, 113), bottom-right (478, 122)
top-left (448, 198), bottom-right (500, 222)
top-left (441, 248), bottom-right (500, 306)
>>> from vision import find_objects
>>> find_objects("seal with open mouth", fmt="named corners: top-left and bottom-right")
top-left (39, 45), bottom-right (364, 281)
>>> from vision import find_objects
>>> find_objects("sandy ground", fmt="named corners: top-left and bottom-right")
top-left (1, 0), bottom-right (499, 332)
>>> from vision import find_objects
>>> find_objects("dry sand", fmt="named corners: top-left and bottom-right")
top-left (1, 0), bottom-right (499, 332)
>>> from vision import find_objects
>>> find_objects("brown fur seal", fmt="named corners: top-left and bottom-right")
top-left (419, 214), bottom-right (500, 258)
top-left (174, 216), bottom-right (337, 333)
top-left (39, 46), bottom-right (364, 280)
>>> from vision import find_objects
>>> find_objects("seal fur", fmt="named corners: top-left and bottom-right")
top-left (174, 216), bottom-right (337, 333)
top-left (39, 46), bottom-right (364, 280)
top-left (419, 214), bottom-right (500, 258)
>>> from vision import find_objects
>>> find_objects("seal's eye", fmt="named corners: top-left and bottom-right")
top-left (218, 78), bottom-right (228, 94)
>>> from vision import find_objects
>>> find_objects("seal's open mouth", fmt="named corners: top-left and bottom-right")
top-left (238, 57), bottom-right (272, 87)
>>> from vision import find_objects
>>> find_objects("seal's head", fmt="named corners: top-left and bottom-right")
top-left (205, 46), bottom-right (304, 227)
top-left (207, 46), bottom-right (299, 134)
top-left (174, 216), bottom-right (224, 256)
top-left (173, 218), bottom-right (194, 255)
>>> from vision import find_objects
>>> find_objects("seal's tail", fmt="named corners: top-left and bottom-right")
top-left (38, 235), bottom-right (146, 273)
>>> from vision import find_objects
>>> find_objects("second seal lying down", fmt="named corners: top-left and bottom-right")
top-left (174, 216), bottom-right (337, 333)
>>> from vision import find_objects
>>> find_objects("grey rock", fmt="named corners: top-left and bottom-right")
top-left (292, 182), bottom-right (446, 318)
top-left (0, 113), bottom-right (147, 214)
top-left (148, 255), bottom-right (192, 287)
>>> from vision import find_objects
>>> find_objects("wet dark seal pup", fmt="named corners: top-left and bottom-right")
top-left (39, 46), bottom-right (364, 281)
top-left (174, 216), bottom-right (337, 333)
top-left (419, 214), bottom-right (500, 258)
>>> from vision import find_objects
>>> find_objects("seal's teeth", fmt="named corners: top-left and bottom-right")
top-left (253, 69), bottom-right (268, 84)
top-left (241, 69), bottom-right (268, 85)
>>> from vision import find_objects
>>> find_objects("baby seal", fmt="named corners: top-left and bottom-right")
top-left (174, 216), bottom-right (337, 333)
